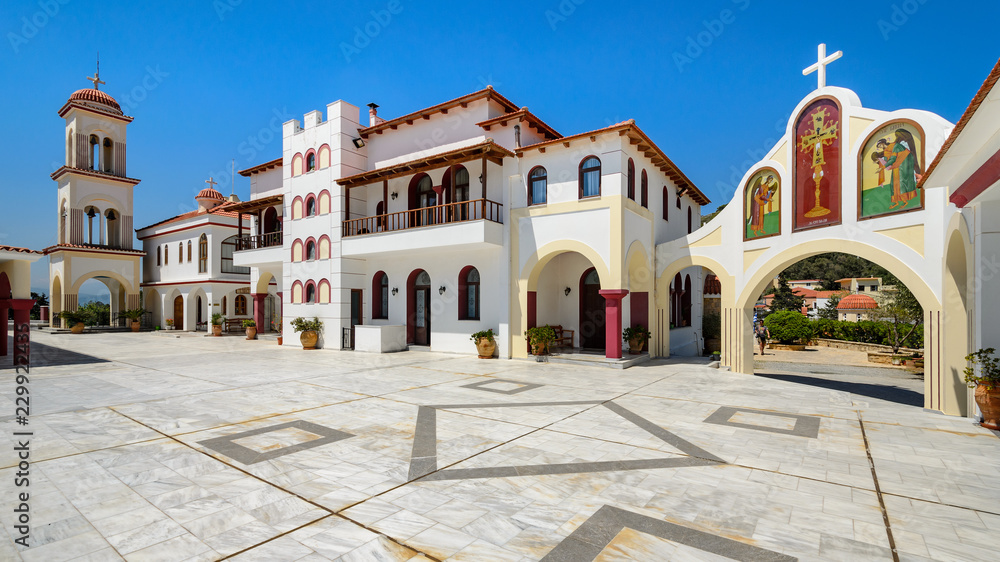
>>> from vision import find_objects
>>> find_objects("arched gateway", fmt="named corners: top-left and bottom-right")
top-left (658, 52), bottom-right (972, 416)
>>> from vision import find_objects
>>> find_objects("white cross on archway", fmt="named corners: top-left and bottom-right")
top-left (802, 43), bottom-right (842, 89)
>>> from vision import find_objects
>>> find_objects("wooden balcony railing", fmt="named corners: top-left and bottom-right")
top-left (342, 198), bottom-right (503, 238)
top-left (235, 231), bottom-right (282, 251)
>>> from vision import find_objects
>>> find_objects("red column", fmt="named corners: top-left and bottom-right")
top-left (599, 289), bottom-right (629, 360)
top-left (252, 293), bottom-right (266, 338)
top-left (277, 292), bottom-right (283, 332)
top-left (9, 299), bottom-right (34, 368)
top-left (527, 291), bottom-right (537, 354)
top-left (0, 301), bottom-right (8, 357)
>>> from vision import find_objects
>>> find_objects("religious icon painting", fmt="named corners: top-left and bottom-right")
top-left (744, 168), bottom-right (781, 240)
top-left (793, 97), bottom-right (842, 231)
top-left (859, 120), bottom-right (925, 219)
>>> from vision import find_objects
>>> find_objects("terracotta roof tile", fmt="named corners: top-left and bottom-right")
top-left (135, 201), bottom-right (244, 232)
top-left (238, 157), bottom-right (283, 177)
top-left (43, 243), bottom-right (145, 255)
top-left (0, 245), bottom-right (42, 254)
top-left (476, 108), bottom-right (561, 140)
top-left (837, 294), bottom-right (879, 310)
top-left (359, 87), bottom-right (519, 138)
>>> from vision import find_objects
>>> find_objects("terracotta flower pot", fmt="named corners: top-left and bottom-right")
top-left (246, 326), bottom-right (257, 340)
top-left (629, 338), bottom-right (645, 355)
top-left (70, 322), bottom-right (85, 334)
top-left (277, 336), bottom-right (283, 345)
top-left (300, 330), bottom-right (318, 349)
top-left (130, 321), bottom-right (140, 332)
top-left (530, 342), bottom-right (548, 356)
top-left (212, 324), bottom-right (222, 337)
top-left (975, 383), bottom-right (1000, 430)
top-left (475, 337), bottom-right (496, 359)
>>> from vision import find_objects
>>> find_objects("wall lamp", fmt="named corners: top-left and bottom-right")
top-left (390, 191), bottom-right (398, 200)
top-left (352, 137), bottom-right (366, 149)
top-left (391, 287), bottom-right (398, 296)
top-left (564, 287), bottom-right (572, 296)
top-left (677, 186), bottom-right (688, 197)
top-left (439, 286), bottom-right (446, 295)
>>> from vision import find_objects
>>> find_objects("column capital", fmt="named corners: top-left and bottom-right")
top-left (598, 289), bottom-right (629, 301)
top-left (7, 298), bottom-right (35, 311)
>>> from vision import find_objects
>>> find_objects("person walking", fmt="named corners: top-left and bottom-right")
top-left (755, 322), bottom-right (770, 356)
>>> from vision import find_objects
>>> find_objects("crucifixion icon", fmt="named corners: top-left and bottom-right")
top-left (798, 107), bottom-right (838, 218)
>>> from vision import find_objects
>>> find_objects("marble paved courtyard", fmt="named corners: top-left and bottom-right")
top-left (2, 331), bottom-right (999, 561)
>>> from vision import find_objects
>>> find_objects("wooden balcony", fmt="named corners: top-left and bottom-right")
top-left (235, 231), bottom-right (282, 251)
top-left (342, 198), bottom-right (502, 238)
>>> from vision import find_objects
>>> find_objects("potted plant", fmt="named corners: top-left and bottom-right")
top-left (118, 308), bottom-right (146, 332)
top-left (59, 310), bottom-right (88, 334)
top-left (526, 325), bottom-right (556, 355)
top-left (166, 318), bottom-right (174, 330)
top-left (964, 348), bottom-right (1000, 430)
top-left (471, 328), bottom-right (496, 359)
top-left (273, 317), bottom-right (283, 345)
top-left (243, 318), bottom-right (257, 340)
top-left (711, 351), bottom-right (721, 362)
top-left (622, 324), bottom-right (650, 355)
top-left (291, 317), bottom-right (323, 349)
top-left (211, 313), bottom-right (224, 337)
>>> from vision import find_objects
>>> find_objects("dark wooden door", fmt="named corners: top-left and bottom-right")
top-left (580, 268), bottom-right (605, 350)
top-left (173, 296), bottom-right (183, 330)
top-left (414, 285), bottom-right (430, 346)
top-left (350, 289), bottom-right (363, 348)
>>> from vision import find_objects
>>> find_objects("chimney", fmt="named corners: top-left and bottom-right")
top-left (514, 124), bottom-right (521, 148)
top-left (368, 102), bottom-right (385, 127)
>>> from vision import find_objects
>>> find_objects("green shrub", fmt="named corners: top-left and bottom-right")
top-left (526, 325), bottom-right (556, 346)
top-left (702, 312), bottom-right (721, 340)
top-left (764, 311), bottom-right (812, 344)
top-left (470, 328), bottom-right (495, 343)
top-left (291, 317), bottom-right (323, 333)
top-left (808, 318), bottom-right (923, 349)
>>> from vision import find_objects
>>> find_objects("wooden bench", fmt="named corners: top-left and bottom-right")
top-left (225, 318), bottom-right (244, 333)
top-left (552, 325), bottom-right (575, 350)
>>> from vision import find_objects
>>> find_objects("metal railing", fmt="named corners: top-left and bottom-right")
top-left (235, 231), bottom-right (283, 251)
top-left (342, 327), bottom-right (353, 350)
top-left (342, 198), bottom-right (502, 238)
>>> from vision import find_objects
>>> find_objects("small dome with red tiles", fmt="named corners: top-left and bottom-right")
top-left (68, 88), bottom-right (123, 114)
top-left (837, 294), bottom-right (878, 310)
top-left (196, 188), bottom-right (225, 202)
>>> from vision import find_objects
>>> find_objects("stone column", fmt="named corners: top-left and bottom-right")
top-left (10, 299), bottom-right (34, 369)
top-left (599, 289), bottom-right (629, 360)
top-left (0, 301), bottom-right (8, 357)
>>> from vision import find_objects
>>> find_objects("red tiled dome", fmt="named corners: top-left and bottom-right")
top-left (68, 88), bottom-right (122, 114)
top-left (196, 188), bottom-right (225, 201)
top-left (837, 294), bottom-right (878, 310)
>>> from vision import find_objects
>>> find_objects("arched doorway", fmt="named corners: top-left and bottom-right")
top-left (173, 296), bottom-right (184, 330)
top-left (196, 296), bottom-right (203, 327)
top-left (579, 268), bottom-right (605, 350)
top-left (407, 269), bottom-right (431, 346)
top-left (410, 174), bottom-right (436, 227)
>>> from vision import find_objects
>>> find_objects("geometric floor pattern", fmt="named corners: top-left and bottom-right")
top-left (4, 329), bottom-right (999, 561)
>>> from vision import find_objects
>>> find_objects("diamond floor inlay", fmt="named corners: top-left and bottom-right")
top-left (703, 406), bottom-right (821, 438)
top-left (199, 420), bottom-right (355, 464)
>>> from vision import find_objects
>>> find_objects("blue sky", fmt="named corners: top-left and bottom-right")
top-left (2, 0), bottom-right (998, 294)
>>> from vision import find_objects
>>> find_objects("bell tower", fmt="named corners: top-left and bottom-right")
top-left (46, 61), bottom-right (145, 327)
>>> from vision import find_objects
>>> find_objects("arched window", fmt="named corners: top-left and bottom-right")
top-left (627, 158), bottom-right (635, 200)
top-left (306, 240), bottom-right (317, 261)
top-left (682, 274), bottom-right (692, 327)
top-left (198, 234), bottom-right (208, 273)
top-left (89, 135), bottom-right (99, 170)
top-left (453, 166), bottom-right (470, 221)
top-left (459, 267), bottom-right (481, 320)
top-left (306, 153), bottom-right (316, 172)
top-left (105, 209), bottom-right (119, 247)
top-left (164, 244), bottom-right (169, 265)
top-left (670, 273), bottom-right (683, 327)
top-left (376, 201), bottom-right (386, 231)
top-left (59, 202), bottom-right (67, 244)
top-left (413, 174), bottom-right (435, 226)
top-left (221, 235), bottom-right (249, 274)
top-left (235, 295), bottom-right (247, 315)
top-left (157, 246), bottom-right (161, 266)
top-left (103, 137), bottom-right (113, 173)
top-left (373, 271), bottom-right (388, 319)
top-left (677, 192), bottom-right (682, 209)
top-left (305, 196), bottom-right (316, 217)
top-left (305, 282), bottom-right (316, 304)
top-left (178, 242), bottom-right (183, 263)
top-left (640, 170), bottom-right (648, 208)
top-left (529, 166), bottom-right (547, 205)
top-left (579, 156), bottom-right (601, 198)
top-left (221, 296), bottom-right (227, 315)
top-left (687, 207), bottom-right (693, 234)
top-left (662, 187), bottom-right (669, 221)
top-left (85, 206), bottom-right (98, 244)
top-left (187, 241), bottom-right (192, 262)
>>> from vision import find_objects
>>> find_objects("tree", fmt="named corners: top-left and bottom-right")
top-left (818, 293), bottom-right (842, 320)
top-left (869, 283), bottom-right (923, 354)
top-left (701, 204), bottom-right (726, 226)
top-left (769, 276), bottom-right (804, 313)
top-left (30, 292), bottom-right (49, 320)
top-left (78, 301), bottom-right (110, 326)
